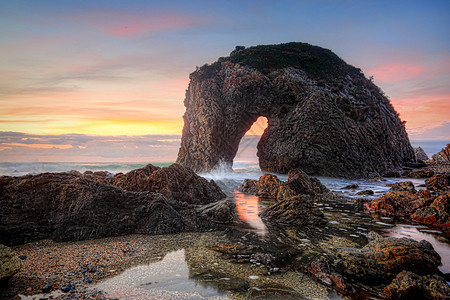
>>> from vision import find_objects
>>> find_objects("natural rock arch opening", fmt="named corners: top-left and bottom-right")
top-left (234, 116), bottom-right (268, 166)
top-left (176, 43), bottom-right (415, 178)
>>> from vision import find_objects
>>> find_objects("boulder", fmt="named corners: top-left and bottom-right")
top-left (432, 144), bottom-right (450, 162)
top-left (383, 271), bottom-right (450, 299)
top-left (414, 147), bottom-right (429, 162)
top-left (176, 42), bottom-right (415, 178)
top-left (109, 163), bottom-right (226, 204)
top-left (404, 169), bottom-right (435, 179)
top-left (0, 244), bottom-right (21, 282)
top-left (336, 237), bottom-right (442, 282)
top-left (259, 195), bottom-right (327, 227)
top-left (239, 170), bottom-right (329, 200)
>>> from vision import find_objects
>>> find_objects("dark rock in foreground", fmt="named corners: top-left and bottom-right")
top-left (177, 42), bottom-right (415, 178)
top-left (336, 236), bottom-right (442, 282)
top-left (0, 164), bottom-right (233, 246)
top-left (383, 271), bottom-right (450, 299)
top-left (0, 244), bottom-right (21, 283)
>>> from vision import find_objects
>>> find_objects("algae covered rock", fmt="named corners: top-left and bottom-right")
top-left (0, 244), bottom-right (21, 282)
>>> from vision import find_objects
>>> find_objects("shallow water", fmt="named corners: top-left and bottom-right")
top-left (8, 161), bottom-right (450, 299)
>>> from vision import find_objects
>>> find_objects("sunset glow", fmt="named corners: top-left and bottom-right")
top-left (0, 0), bottom-right (448, 161)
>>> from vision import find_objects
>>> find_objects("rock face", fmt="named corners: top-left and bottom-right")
top-left (432, 144), bottom-right (450, 162)
top-left (0, 164), bottom-right (232, 246)
top-left (176, 42), bottom-right (415, 178)
top-left (414, 147), bottom-right (429, 162)
top-left (0, 244), bottom-right (21, 282)
top-left (108, 163), bottom-right (226, 204)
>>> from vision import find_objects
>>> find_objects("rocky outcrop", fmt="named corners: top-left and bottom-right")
top-left (239, 169), bottom-right (329, 200)
top-left (0, 165), bottom-right (232, 246)
top-left (414, 147), bottom-right (429, 162)
top-left (336, 237), bottom-right (442, 282)
top-left (259, 195), bottom-right (327, 227)
top-left (0, 245), bottom-right (21, 282)
top-left (425, 174), bottom-right (450, 194)
top-left (364, 184), bottom-right (450, 229)
top-left (108, 163), bottom-right (226, 205)
top-left (305, 257), bottom-right (349, 291)
top-left (432, 144), bottom-right (450, 162)
top-left (177, 42), bottom-right (415, 178)
top-left (383, 271), bottom-right (450, 299)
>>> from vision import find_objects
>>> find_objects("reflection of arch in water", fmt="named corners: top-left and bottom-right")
top-left (233, 190), bottom-right (267, 237)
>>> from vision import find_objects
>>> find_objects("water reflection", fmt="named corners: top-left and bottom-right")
top-left (233, 190), bottom-right (267, 237)
top-left (95, 249), bottom-right (230, 299)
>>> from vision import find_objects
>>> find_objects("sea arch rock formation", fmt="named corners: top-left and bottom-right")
top-left (176, 43), bottom-right (415, 178)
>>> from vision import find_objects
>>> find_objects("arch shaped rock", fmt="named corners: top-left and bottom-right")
top-left (177, 43), bottom-right (415, 178)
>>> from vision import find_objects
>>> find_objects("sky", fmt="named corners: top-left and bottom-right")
top-left (0, 0), bottom-right (449, 162)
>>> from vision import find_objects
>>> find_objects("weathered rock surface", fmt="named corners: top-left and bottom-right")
top-left (404, 169), bottom-right (435, 179)
top-left (259, 195), bottom-right (327, 227)
top-left (389, 181), bottom-right (416, 193)
top-left (383, 271), bottom-right (450, 299)
top-left (414, 146), bottom-right (429, 162)
top-left (108, 163), bottom-right (226, 205)
top-left (0, 244), bottom-right (21, 282)
top-left (0, 166), bottom-right (232, 246)
top-left (432, 144), bottom-right (450, 162)
top-left (425, 174), bottom-right (450, 194)
top-left (364, 191), bottom-right (430, 217)
top-left (336, 237), bottom-right (442, 282)
top-left (177, 42), bottom-right (415, 178)
top-left (239, 169), bottom-right (329, 200)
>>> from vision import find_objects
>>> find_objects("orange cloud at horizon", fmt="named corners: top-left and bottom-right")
top-left (391, 94), bottom-right (450, 129)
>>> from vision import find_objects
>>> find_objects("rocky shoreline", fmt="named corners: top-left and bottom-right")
top-left (1, 161), bottom-right (450, 299)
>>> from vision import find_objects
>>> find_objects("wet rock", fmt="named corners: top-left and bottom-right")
top-left (364, 191), bottom-right (431, 217)
top-left (432, 144), bottom-right (450, 162)
top-left (414, 147), bottom-right (429, 162)
top-left (239, 170), bottom-right (329, 200)
top-left (42, 284), bottom-right (52, 293)
top-left (0, 244), bottom-right (21, 282)
top-left (306, 257), bottom-right (349, 291)
top-left (389, 181), bottom-right (416, 193)
top-left (425, 174), bottom-right (450, 195)
top-left (343, 184), bottom-right (359, 189)
top-left (110, 163), bottom-right (226, 205)
top-left (259, 195), bottom-right (327, 227)
top-left (411, 206), bottom-right (449, 228)
top-left (61, 285), bottom-right (71, 293)
top-left (383, 271), bottom-right (450, 299)
top-left (177, 43), bottom-right (415, 178)
top-left (0, 170), bottom-right (230, 245)
top-left (356, 189), bottom-right (374, 196)
top-left (196, 199), bottom-right (237, 225)
top-left (336, 237), bottom-right (442, 282)
top-left (246, 283), bottom-right (303, 299)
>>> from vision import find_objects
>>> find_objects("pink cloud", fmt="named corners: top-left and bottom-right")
top-left (74, 11), bottom-right (208, 37)
top-left (368, 63), bottom-right (425, 83)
